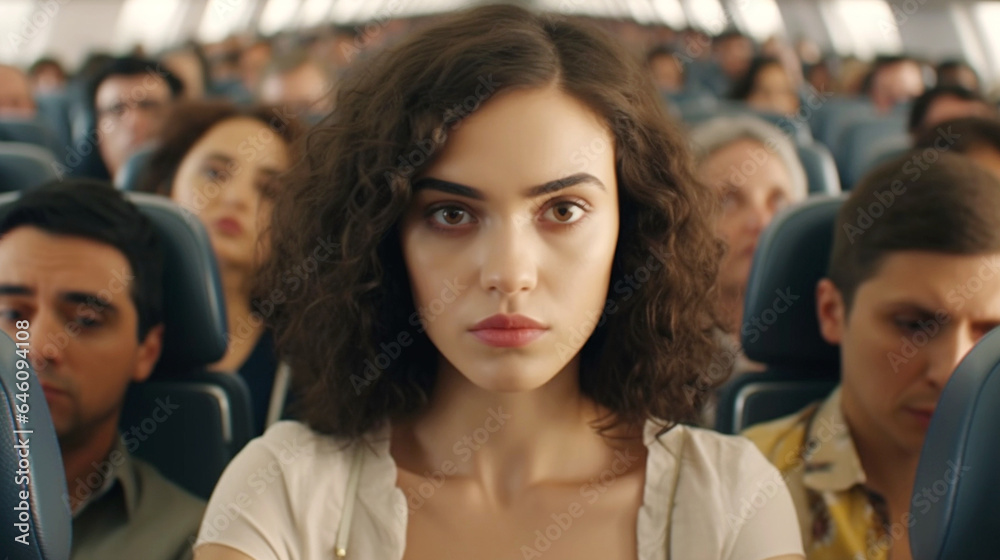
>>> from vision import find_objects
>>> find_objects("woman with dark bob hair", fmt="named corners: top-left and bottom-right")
top-left (139, 100), bottom-right (303, 435)
top-left (195, 6), bottom-right (803, 560)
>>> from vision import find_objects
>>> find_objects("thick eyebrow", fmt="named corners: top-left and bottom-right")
top-left (203, 153), bottom-right (234, 166)
top-left (412, 172), bottom-right (606, 200)
top-left (62, 292), bottom-right (119, 315)
top-left (0, 285), bottom-right (32, 296)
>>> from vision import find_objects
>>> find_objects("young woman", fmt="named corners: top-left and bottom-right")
top-left (139, 101), bottom-right (303, 435)
top-left (194, 6), bottom-right (804, 560)
top-left (730, 56), bottom-right (801, 116)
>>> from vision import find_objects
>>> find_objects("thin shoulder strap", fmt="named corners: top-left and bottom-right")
top-left (265, 361), bottom-right (292, 428)
top-left (663, 426), bottom-right (688, 560)
top-left (335, 444), bottom-right (366, 558)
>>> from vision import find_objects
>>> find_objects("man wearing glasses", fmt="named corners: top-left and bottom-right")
top-left (85, 57), bottom-right (184, 180)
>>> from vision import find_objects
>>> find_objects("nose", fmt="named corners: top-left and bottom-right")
top-left (28, 310), bottom-right (65, 372)
top-left (479, 220), bottom-right (538, 296)
top-left (744, 199), bottom-right (772, 235)
top-left (219, 168), bottom-right (254, 209)
top-left (926, 327), bottom-right (977, 388)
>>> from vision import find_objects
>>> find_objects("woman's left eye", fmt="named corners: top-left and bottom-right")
top-left (542, 202), bottom-right (586, 224)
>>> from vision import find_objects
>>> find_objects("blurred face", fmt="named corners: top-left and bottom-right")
top-left (400, 85), bottom-right (619, 393)
top-left (0, 228), bottom-right (162, 446)
top-left (716, 37), bottom-right (753, 79)
top-left (920, 95), bottom-right (995, 134)
top-left (96, 74), bottom-right (173, 176)
top-left (699, 139), bottom-right (797, 293)
top-left (649, 55), bottom-right (683, 93)
top-left (171, 117), bottom-right (290, 271)
top-left (873, 61), bottom-right (924, 111)
top-left (163, 51), bottom-right (205, 99)
top-left (0, 65), bottom-right (36, 117)
top-left (817, 252), bottom-right (1000, 455)
top-left (259, 63), bottom-right (334, 116)
top-left (747, 64), bottom-right (800, 115)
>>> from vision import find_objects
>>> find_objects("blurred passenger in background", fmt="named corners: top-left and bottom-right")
top-left (865, 56), bottom-right (925, 113)
top-left (0, 64), bottom-right (37, 118)
top-left (646, 44), bottom-right (684, 94)
top-left (730, 56), bottom-right (800, 115)
top-left (139, 101), bottom-right (303, 435)
top-left (27, 57), bottom-right (68, 95)
top-left (257, 51), bottom-right (335, 120)
top-left (86, 56), bottom-right (184, 180)
top-left (936, 59), bottom-right (981, 92)
top-left (914, 116), bottom-right (1000, 179)
top-left (691, 115), bottom-right (808, 366)
top-left (162, 43), bottom-right (212, 100)
top-left (239, 40), bottom-right (272, 94)
top-left (908, 85), bottom-right (996, 140)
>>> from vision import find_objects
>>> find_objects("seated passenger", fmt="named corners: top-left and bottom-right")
top-left (907, 85), bottom-right (996, 140)
top-left (743, 154), bottom-right (1000, 560)
top-left (690, 115), bottom-right (808, 372)
top-left (935, 59), bottom-right (981, 92)
top-left (913, 116), bottom-right (1000, 179)
top-left (28, 57), bottom-right (68, 95)
top-left (0, 180), bottom-right (204, 559)
top-left (257, 51), bottom-right (335, 120)
top-left (646, 45), bottom-right (684, 95)
top-left (139, 100), bottom-right (303, 435)
top-left (865, 56), bottom-right (925, 114)
top-left (0, 64), bottom-right (37, 118)
top-left (162, 44), bottom-right (212, 100)
top-left (729, 56), bottom-right (800, 116)
top-left (86, 56), bottom-right (184, 180)
top-left (194, 6), bottom-right (804, 560)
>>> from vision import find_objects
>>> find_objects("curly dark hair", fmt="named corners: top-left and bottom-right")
top-left (136, 99), bottom-right (303, 196)
top-left (261, 5), bottom-right (725, 440)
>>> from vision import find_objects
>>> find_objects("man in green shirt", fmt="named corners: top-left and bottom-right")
top-left (0, 180), bottom-right (204, 559)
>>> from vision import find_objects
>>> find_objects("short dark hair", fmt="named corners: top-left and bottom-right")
top-left (937, 59), bottom-right (980, 90)
top-left (908, 85), bottom-right (990, 135)
top-left (137, 100), bottom-right (303, 196)
top-left (28, 57), bottom-right (65, 78)
top-left (862, 55), bottom-right (920, 94)
top-left (86, 56), bottom-right (184, 112)
top-left (729, 55), bottom-right (783, 101)
top-left (913, 116), bottom-right (1000, 155)
top-left (0, 180), bottom-right (164, 339)
top-left (828, 152), bottom-right (1000, 312)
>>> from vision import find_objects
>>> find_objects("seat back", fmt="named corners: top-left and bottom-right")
top-left (114, 144), bottom-right (156, 191)
top-left (796, 142), bottom-right (841, 195)
top-left (910, 326), bottom-right (1000, 559)
top-left (0, 118), bottom-right (64, 160)
top-left (837, 116), bottom-right (908, 189)
top-left (0, 143), bottom-right (60, 192)
top-left (0, 330), bottom-right (71, 560)
top-left (715, 196), bottom-right (844, 433)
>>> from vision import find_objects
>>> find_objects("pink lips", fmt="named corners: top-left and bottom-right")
top-left (469, 314), bottom-right (548, 348)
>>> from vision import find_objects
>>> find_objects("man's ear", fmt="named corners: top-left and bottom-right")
top-left (133, 324), bottom-right (164, 383)
top-left (816, 278), bottom-right (846, 345)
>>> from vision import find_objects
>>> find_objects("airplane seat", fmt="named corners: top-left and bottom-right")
top-left (0, 330), bottom-right (72, 560)
top-left (114, 144), bottom-right (157, 191)
top-left (837, 116), bottom-right (908, 189)
top-left (0, 190), bottom-right (252, 501)
top-left (0, 142), bottom-right (61, 192)
top-left (64, 92), bottom-right (110, 181)
top-left (34, 93), bottom-right (74, 155)
top-left (796, 142), bottom-right (842, 195)
top-left (715, 196), bottom-right (844, 434)
top-left (751, 110), bottom-right (813, 145)
top-left (811, 97), bottom-right (877, 152)
top-left (0, 117), bottom-right (65, 161)
top-left (910, 324), bottom-right (1000, 559)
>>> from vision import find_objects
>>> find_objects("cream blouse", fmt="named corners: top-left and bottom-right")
top-left (195, 420), bottom-right (803, 559)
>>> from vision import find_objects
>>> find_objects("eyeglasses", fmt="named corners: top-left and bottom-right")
top-left (97, 99), bottom-right (169, 121)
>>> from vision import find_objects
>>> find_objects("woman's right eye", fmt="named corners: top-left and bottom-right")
top-left (203, 166), bottom-right (228, 182)
top-left (429, 206), bottom-right (475, 228)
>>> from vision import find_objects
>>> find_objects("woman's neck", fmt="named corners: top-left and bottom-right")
top-left (392, 357), bottom-right (643, 506)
